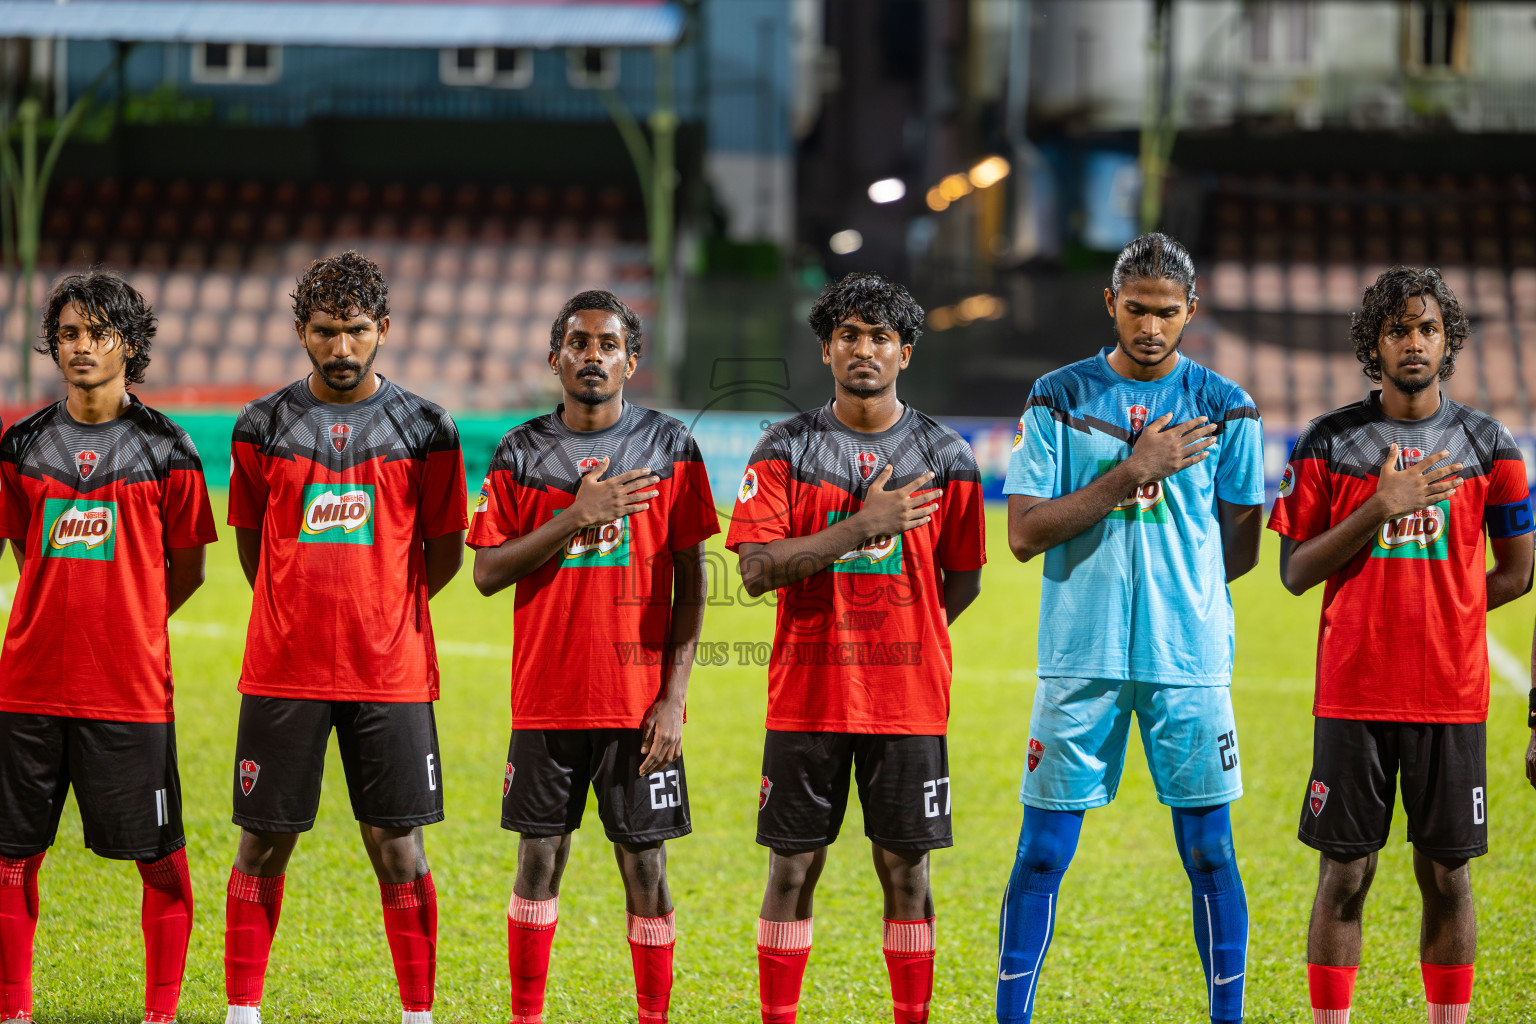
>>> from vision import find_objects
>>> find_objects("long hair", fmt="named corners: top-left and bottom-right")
top-left (39, 270), bottom-right (156, 385)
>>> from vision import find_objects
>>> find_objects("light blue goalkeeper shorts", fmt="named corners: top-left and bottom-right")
top-left (1019, 677), bottom-right (1243, 811)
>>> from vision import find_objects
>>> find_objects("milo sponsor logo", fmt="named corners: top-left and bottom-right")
top-left (827, 510), bottom-right (904, 575)
top-left (1373, 500), bottom-right (1449, 560)
top-left (300, 483), bottom-right (375, 544)
top-left (1099, 460), bottom-right (1171, 523)
top-left (560, 513), bottom-right (631, 567)
top-left (41, 498), bottom-right (118, 560)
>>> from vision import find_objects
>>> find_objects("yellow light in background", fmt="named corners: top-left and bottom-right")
top-left (927, 307), bottom-right (955, 331)
top-left (925, 187), bottom-right (950, 212)
top-left (968, 155), bottom-right (1011, 189)
top-left (938, 173), bottom-right (974, 202)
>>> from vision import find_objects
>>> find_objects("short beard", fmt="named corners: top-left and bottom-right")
top-left (310, 348), bottom-right (377, 392)
top-left (1113, 325), bottom-right (1183, 367)
top-left (840, 375), bottom-right (890, 398)
top-left (570, 384), bottom-right (619, 407)
top-left (1384, 368), bottom-right (1439, 395)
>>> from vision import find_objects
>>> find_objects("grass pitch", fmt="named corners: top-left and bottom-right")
top-left (13, 498), bottom-right (1536, 1023)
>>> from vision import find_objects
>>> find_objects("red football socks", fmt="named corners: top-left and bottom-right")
top-left (756, 917), bottom-right (813, 1024)
top-left (137, 849), bottom-right (193, 1024)
top-left (627, 910), bottom-right (676, 1024)
top-left (380, 873), bottom-right (437, 1014)
top-left (1308, 962), bottom-right (1358, 1024)
top-left (224, 868), bottom-right (285, 1008)
top-left (0, 853), bottom-right (44, 1022)
top-left (507, 893), bottom-right (558, 1023)
top-left (882, 917), bottom-right (936, 1024)
top-left (1421, 961), bottom-right (1474, 1024)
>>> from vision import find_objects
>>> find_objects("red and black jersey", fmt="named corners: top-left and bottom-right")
top-left (466, 402), bottom-right (719, 729)
top-left (1268, 394), bottom-right (1533, 723)
top-left (725, 402), bottom-right (987, 735)
top-left (229, 377), bottom-right (468, 703)
top-left (0, 399), bottom-right (217, 722)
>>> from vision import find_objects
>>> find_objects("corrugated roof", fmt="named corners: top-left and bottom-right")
top-left (0, 1), bottom-right (685, 48)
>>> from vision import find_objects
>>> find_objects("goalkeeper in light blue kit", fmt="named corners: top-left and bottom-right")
top-left (995, 233), bottom-right (1265, 1024)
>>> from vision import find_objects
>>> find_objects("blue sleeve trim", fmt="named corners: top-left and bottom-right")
top-left (1486, 499), bottom-right (1535, 538)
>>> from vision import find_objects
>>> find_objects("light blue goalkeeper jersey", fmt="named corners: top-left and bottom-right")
top-left (1004, 348), bottom-right (1265, 686)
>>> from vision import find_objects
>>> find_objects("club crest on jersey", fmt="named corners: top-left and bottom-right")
top-left (579, 456), bottom-right (602, 472)
top-left (561, 514), bottom-right (631, 567)
top-left (1398, 446), bottom-right (1425, 468)
top-left (239, 759), bottom-right (260, 796)
top-left (1308, 779), bottom-right (1329, 816)
top-left (329, 423), bottom-right (351, 453)
top-left (1128, 404), bottom-right (1150, 433)
top-left (75, 449), bottom-right (99, 479)
top-left (1374, 500), bottom-right (1449, 561)
top-left (503, 762), bottom-right (515, 798)
top-left (1027, 737), bottom-right (1044, 773)
top-left (857, 451), bottom-right (878, 480)
top-left (41, 498), bottom-right (118, 561)
top-left (1279, 463), bottom-right (1296, 498)
top-left (759, 775), bottom-right (772, 809)
top-left (739, 466), bottom-right (759, 503)
top-left (299, 483), bottom-right (376, 545)
top-left (827, 511), bottom-right (904, 575)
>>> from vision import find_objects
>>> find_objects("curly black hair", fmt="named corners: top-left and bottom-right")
top-left (38, 270), bottom-right (156, 385)
top-left (1110, 232), bottom-right (1199, 303)
top-left (548, 290), bottom-right (643, 358)
top-left (1350, 266), bottom-right (1468, 382)
top-left (292, 249), bottom-right (390, 328)
top-left (808, 272), bottom-right (925, 347)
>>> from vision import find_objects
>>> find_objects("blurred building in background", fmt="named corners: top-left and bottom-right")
top-left (4, 0), bottom-right (1536, 448)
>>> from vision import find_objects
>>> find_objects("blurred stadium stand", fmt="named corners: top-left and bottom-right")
top-left (0, 176), bottom-right (653, 408)
top-left (1192, 169), bottom-right (1536, 429)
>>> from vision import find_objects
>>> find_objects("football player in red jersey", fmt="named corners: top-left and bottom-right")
top-left (468, 290), bottom-right (718, 1024)
top-left (221, 252), bottom-right (468, 1024)
top-left (0, 271), bottom-right (216, 1024)
top-left (1270, 268), bottom-right (1533, 1024)
top-left (726, 273), bottom-right (986, 1024)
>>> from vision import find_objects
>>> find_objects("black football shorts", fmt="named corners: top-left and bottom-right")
top-left (0, 711), bottom-right (185, 861)
top-left (757, 731), bottom-right (952, 853)
top-left (1298, 717), bottom-right (1487, 860)
top-left (231, 695), bottom-right (444, 833)
top-left (501, 729), bottom-right (690, 845)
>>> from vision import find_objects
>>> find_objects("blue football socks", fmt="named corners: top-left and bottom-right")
top-left (996, 806), bottom-right (1083, 1024)
top-left (1172, 804), bottom-right (1248, 1024)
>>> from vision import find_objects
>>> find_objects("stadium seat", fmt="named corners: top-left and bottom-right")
top-left (213, 348), bottom-right (253, 384)
top-left (235, 275), bottom-right (273, 313)
top-left (1323, 265), bottom-right (1359, 314)
top-left (251, 349), bottom-right (287, 384)
top-left (1290, 350), bottom-right (1327, 424)
top-left (460, 281), bottom-right (494, 318)
top-left (173, 347), bottom-right (213, 386)
top-left (467, 246), bottom-right (503, 280)
top-left (156, 313), bottom-right (188, 348)
top-left (262, 313), bottom-right (298, 349)
top-left (507, 249), bottom-right (538, 281)
top-left (1446, 338), bottom-right (1482, 406)
top-left (421, 280), bottom-right (458, 316)
top-left (226, 313), bottom-right (260, 350)
top-left (198, 274), bottom-right (236, 312)
top-left (1250, 263), bottom-right (1285, 312)
top-left (412, 316), bottom-right (449, 354)
top-left (495, 284), bottom-right (532, 319)
top-left (187, 312), bottom-right (224, 348)
top-left (1286, 264), bottom-right (1325, 313)
top-left (1251, 344), bottom-right (1290, 421)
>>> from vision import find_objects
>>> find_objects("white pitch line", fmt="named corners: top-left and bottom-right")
top-left (1486, 629), bottom-right (1528, 697)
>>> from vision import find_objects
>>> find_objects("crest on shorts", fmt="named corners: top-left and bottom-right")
top-left (759, 775), bottom-right (773, 809)
top-left (503, 762), bottom-right (515, 798)
top-left (330, 423), bottom-right (350, 453)
top-left (76, 450), bottom-right (99, 479)
top-left (857, 452), bottom-right (877, 480)
top-left (239, 759), bottom-right (260, 796)
top-left (1308, 779), bottom-right (1329, 816)
top-left (1128, 404), bottom-right (1149, 433)
top-left (1027, 737), bottom-right (1045, 773)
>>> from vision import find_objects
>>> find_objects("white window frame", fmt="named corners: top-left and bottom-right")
top-left (191, 42), bottom-right (281, 85)
top-left (566, 47), bottom-right (619, 89)
top-left (439, 47), bottom-right (534, 89)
